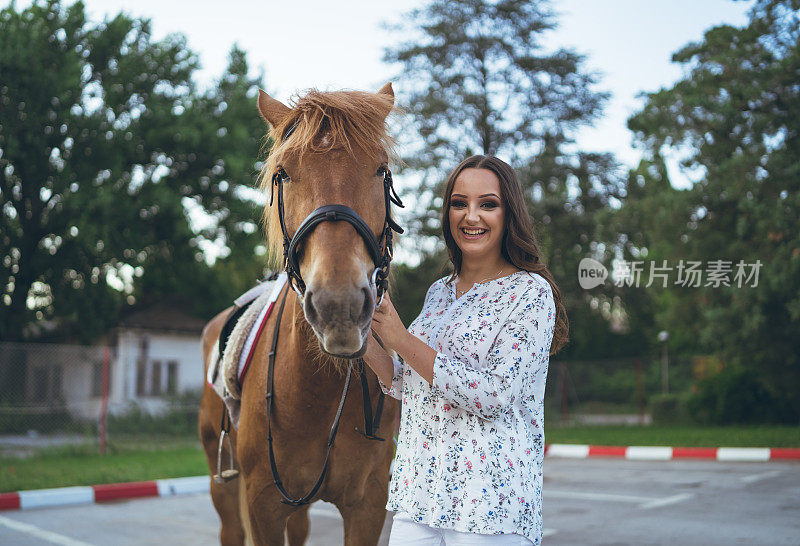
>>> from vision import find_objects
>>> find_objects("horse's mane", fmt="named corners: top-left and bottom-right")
top-left (258, 89), bottom-right (398, 265)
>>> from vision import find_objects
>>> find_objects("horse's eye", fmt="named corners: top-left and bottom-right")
top-left (376, 165), bottom-right (387, 177)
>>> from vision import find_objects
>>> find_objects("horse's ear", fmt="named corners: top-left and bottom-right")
top-left (258, 89), bottom-right (291, 128)
top-left (376, 82), bottom-right (395, 119)
top-left (377, 82), bottom-right (394, 100)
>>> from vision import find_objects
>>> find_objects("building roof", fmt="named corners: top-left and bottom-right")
top-left (117, 304), bottom-right (207, 335)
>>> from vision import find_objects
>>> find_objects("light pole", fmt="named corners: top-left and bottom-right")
top-left (658, 330), bottom-right (669, 394)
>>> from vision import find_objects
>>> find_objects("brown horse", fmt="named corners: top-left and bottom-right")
top-left (199, 84), bottom-right (400, 545)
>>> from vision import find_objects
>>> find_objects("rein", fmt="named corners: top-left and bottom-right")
top-left (265, 285), bottom-right (386, 506)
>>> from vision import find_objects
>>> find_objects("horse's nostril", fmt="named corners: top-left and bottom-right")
top-left (304, 291), bottom-right (319, 324)
top-left (359, 287), bottom-right (374, 324)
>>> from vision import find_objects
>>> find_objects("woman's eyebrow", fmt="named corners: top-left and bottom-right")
top-left (451, 193), bottom-right (500, 198)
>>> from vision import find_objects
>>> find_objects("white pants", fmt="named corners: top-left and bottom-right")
top-left (388, 512), bottom-right (534, 545)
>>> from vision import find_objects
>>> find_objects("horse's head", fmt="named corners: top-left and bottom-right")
top-left (258, 84), bottom-right (398, 359)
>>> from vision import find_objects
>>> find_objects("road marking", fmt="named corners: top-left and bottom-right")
top-left (545, 490), bottom-right (652, 503)
top-left (546, 489), bottom-right (693, 510)
top-left (740, 470), bottom-right (781, 484)
top-left (0, 515), bottom-right (94, 546)
top-left (640, 493), bottom-right (694, 509)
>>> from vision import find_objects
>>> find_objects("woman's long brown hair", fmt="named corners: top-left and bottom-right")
top-left (441, 155), bottom-right (569, 355)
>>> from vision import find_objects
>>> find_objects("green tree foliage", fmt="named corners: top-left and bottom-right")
top-left (386, 0), bottom-right (632, 358)
top-left (626, 0), bottom-right (800, 416)
top-left (0, 1), bottom-right (269, 341)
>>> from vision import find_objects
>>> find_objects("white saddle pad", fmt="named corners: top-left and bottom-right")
top-left (206, 273), bottom-right (287, 428)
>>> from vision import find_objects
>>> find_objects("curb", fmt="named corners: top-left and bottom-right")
top-left (544, 444), bottom-right (800, 462)
top-left (0, 476), bottom-right (208, 512)
top-left (1, 445), bottom-right (798, 512)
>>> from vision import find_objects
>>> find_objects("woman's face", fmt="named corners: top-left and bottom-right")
top-left (448, 168), bottom-right (505, 262)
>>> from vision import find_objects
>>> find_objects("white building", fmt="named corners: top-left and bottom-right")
top-left (13, 305), bottom-right (208, 421)
top-left (109, 304), bottom-right (207, 416)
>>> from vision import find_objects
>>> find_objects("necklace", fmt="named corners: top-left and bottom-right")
top-left (454, 267), bottom-right (506, 297)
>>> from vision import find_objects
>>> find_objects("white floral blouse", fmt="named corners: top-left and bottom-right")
top-left (379, 270), bottom-right (555, 545)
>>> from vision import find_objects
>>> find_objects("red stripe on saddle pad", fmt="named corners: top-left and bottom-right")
top-left (238, 300), bottom-right (277, 383)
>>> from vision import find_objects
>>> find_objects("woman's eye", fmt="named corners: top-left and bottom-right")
top-left (451, 200), bottom-right (467, 209)
top-left (481, 202), bottom-right (498, 209)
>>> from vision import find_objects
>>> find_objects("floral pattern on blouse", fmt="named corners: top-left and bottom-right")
top-left (379, 271), bottom-right (555, 545)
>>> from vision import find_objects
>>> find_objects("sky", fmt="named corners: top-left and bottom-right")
top-left (67, 0), bottom-right (753, 186)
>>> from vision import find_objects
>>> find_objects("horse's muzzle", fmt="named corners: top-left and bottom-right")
top-left (303, 284), bottom-right (375, 357)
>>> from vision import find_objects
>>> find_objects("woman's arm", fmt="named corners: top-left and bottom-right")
top-left (370, 293), bottom-right (436, 384)
top-left (362, 333), bottom-right (404, 400)
top-left (372, 283), bottom-right (555, 420)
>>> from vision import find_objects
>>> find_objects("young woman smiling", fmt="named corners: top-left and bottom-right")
top-left (365, 155), bottom-right (569, 546)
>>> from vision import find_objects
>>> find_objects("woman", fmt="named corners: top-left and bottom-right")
top-left (365, 155), bottom-right (569, 545)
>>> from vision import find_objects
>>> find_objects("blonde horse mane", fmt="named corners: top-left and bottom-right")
top-left (257, 89), bottom-right (399, 267)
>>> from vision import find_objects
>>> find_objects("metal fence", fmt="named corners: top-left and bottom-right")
top-left (544, 355), bottom-right (697, 424)
top-left (0, 341), bottom-right (201, 442)
top-left (0, 341), bottom-right (700, 437)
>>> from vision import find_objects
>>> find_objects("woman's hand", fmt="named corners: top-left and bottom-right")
top-left (371, 294), bottom-right (407, 352)
top-left (372, 293), bottom-right (437, 385)
top-left (361, 331), bottom-right (395, 388)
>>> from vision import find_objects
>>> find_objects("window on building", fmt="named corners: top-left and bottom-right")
top-left (136, 360), bottom-right (147, 396)
top-left (29, 365), bottom-right (62, 404)
top-left (52, 366), bottom-right (62, 402)
top-left (32, 367), bottom-right (48, 402)
top-left (151, 360), bottom-right (162, 396)
top-left (166, 361), bottom-right (178, 395)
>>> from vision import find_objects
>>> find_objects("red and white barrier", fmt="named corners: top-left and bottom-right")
top-left (1, 446), bottom-right (798, 512)
top-left (0, 476), bottom-right (208, 512)
top-left (544, 444), bottom-right (800, 461)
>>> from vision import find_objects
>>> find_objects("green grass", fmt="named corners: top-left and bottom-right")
top-left (545, 424), bottom-right (800, 447)
top-left (0, 436), bottom-right (208, 493)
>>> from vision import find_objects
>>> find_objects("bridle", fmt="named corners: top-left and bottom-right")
top-left (262, 121), bottom-right (403, 507)
top-left (270, 125), bottom-right (404, 306)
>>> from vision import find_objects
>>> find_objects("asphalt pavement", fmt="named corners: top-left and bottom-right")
top-left (1, 458), bottom-right (798, 545)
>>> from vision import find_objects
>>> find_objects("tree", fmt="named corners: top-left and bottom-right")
top-left (385, 0), bottom-right (630, 358)
top-left (0, 1), bottom-right (270, 341)
top-left (627, 0), bottom-right (800, 417)
top-left (520, 138), bottom-right (636, 360)
top-left (134, 45), bottom-right (272, 318)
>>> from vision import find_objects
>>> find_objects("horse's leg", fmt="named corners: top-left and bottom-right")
top-left (210, 479), bottom-right (247, 546)
top-left (200, 386), bottom-right (246, 546)
top-left (245, 483), bottom-right (292, 546)
top-left (286, 505), bottom-right (311, 546)
top-left (338, 471), bottom-right (391, 546)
